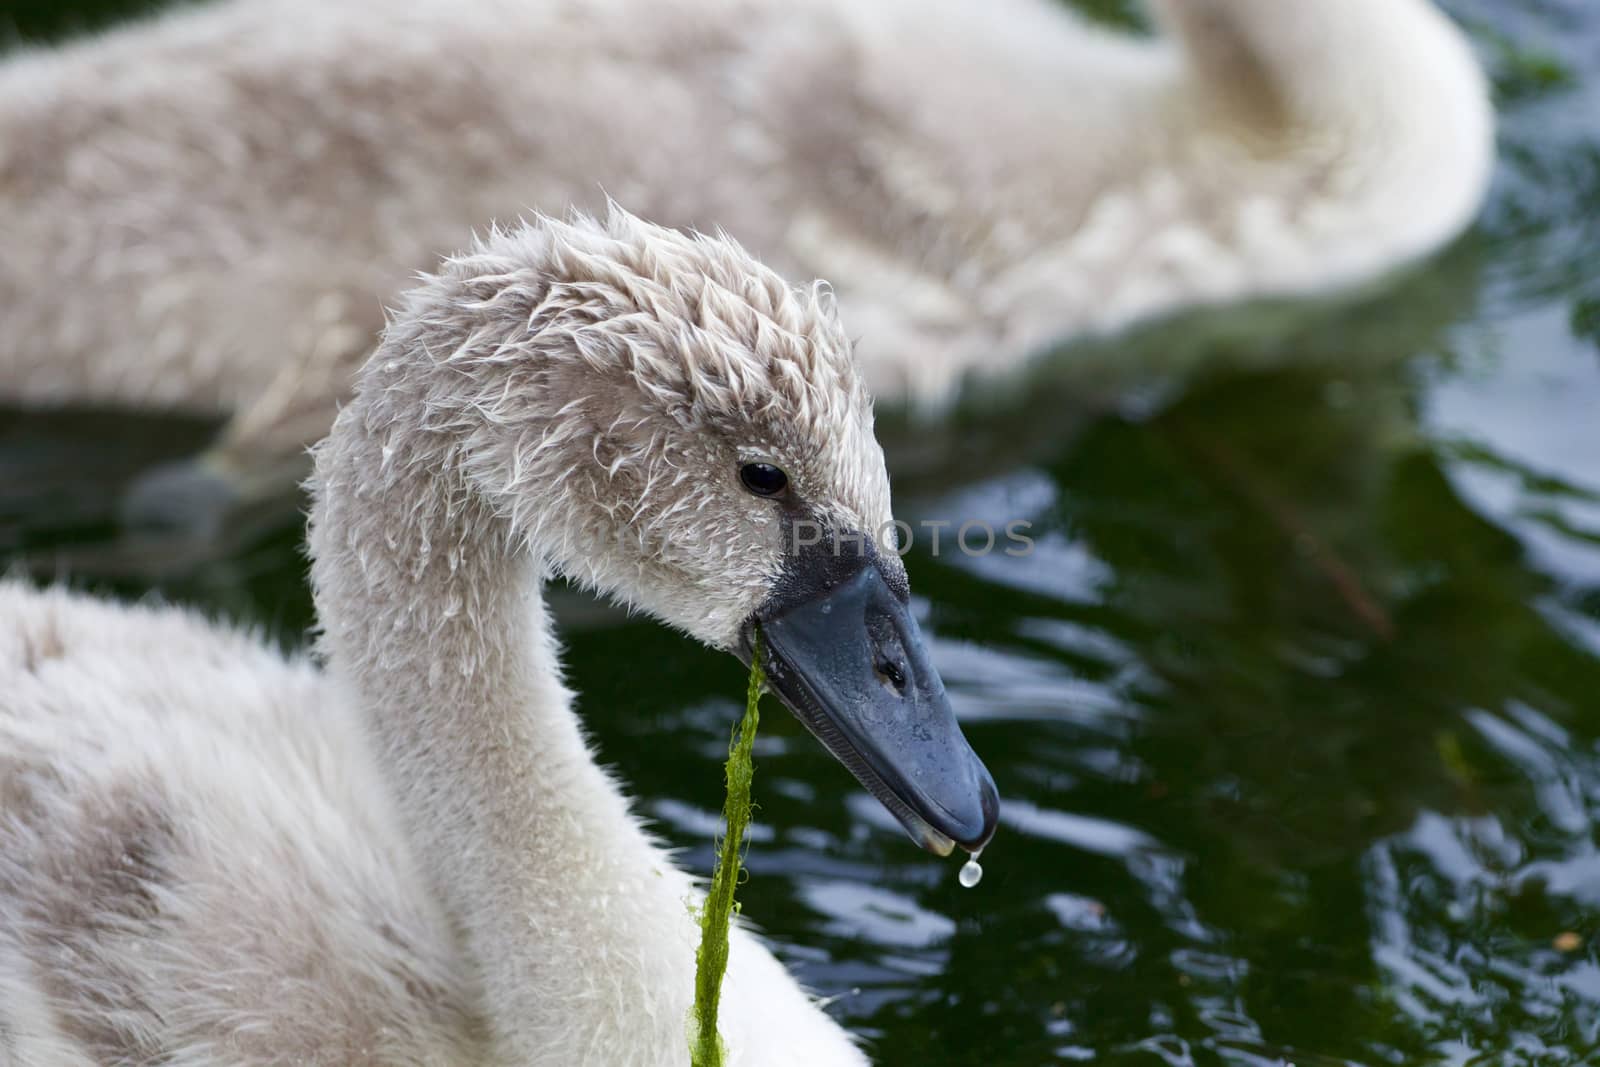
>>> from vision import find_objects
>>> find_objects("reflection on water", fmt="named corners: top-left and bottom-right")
top-left (4, 0), bottom-right (1600, 1064)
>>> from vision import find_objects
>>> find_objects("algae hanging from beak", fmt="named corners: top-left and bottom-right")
top-left (689, 629), bottom-right (765, 1067)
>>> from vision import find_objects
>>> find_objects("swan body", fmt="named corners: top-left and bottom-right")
top-left (0, 208), bottom-right (999, 1064)
top-left (0, 0), bottom-right (1493, 496)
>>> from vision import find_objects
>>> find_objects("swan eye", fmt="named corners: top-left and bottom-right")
top-left (739, 462), bottom-right (789, 498)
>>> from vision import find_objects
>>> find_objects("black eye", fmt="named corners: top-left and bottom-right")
top-left (739, 462), bottom-right (789, 497)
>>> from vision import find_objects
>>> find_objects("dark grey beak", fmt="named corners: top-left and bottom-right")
top-left (739, 531), bottom-right (999, 856)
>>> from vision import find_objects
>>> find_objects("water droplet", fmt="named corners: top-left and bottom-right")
top-left (958, 854), bottom-right (983, 889)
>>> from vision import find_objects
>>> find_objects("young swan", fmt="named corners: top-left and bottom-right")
top-left (0, 208), bottom-right (998, 1065)
top-left (0, 0), bottom-right (1493, 523)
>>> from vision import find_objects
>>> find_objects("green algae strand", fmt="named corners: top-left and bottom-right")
top-left (689, 630), bottom-right (764, 1067)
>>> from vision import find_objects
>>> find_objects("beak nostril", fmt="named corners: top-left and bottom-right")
top-left (876, 659), bottom-right (908, 693)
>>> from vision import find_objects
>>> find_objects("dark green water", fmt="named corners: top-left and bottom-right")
top-left (5, 2), bottom-right (1600, 1064)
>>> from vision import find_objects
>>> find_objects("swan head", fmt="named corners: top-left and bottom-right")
top-left (365, 206), bottom-right (998, 854)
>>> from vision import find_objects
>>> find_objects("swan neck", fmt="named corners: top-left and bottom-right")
top-left (1152, 0), bottom-right (1477, 127)
top-left (307, 404), bottom-right (662, 1061)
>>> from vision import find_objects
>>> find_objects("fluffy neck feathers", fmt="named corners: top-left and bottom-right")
top-left (309, 399), bottom-right (686, 1062)
top-left (303, 243), bottom-right (708, 1062)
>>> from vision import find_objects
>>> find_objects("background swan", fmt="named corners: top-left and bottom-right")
top-left (0, 207), bottom-right (998, 1064)
top-left (0, 0), bottom-right (1493, 520)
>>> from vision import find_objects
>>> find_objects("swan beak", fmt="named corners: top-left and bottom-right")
top-left (742, 537), bottom-right (999, 857)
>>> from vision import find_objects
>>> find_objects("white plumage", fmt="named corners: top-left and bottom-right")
top-left (0, 0), bottom-right (1493, 498)
top-left (0, 208), bottom-right (898, 1065)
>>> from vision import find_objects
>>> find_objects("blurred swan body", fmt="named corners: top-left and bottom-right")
top-left (0, 0), bottom-right (1492, 475)
top-left (0, 209), bottom-right (973, 1064)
